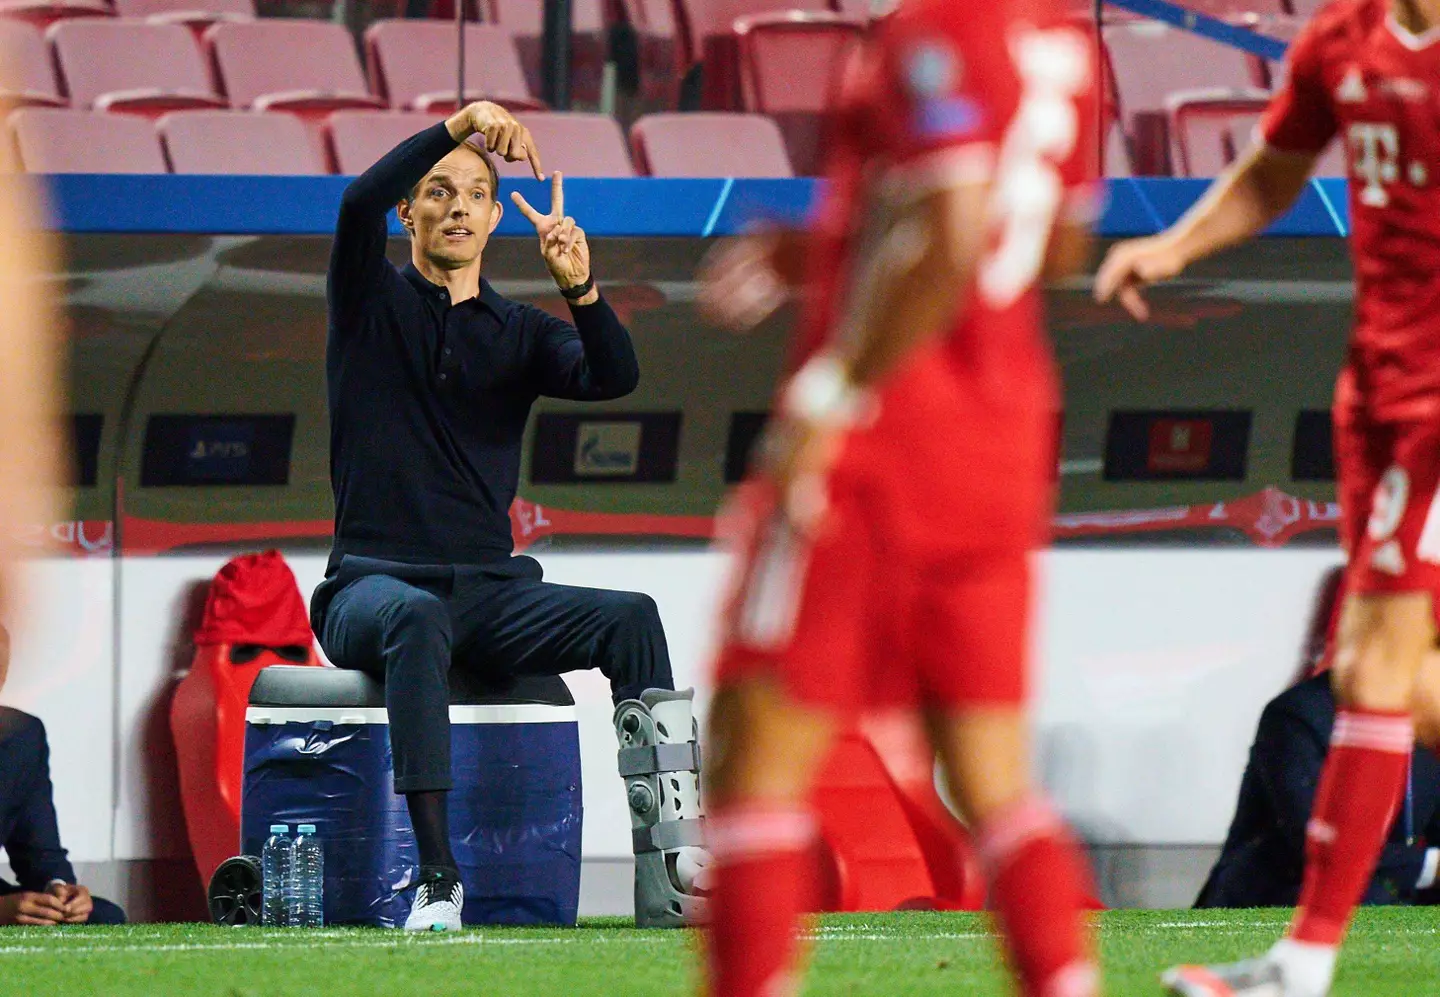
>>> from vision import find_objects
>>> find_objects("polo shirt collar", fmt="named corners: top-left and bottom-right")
top-left (401, 263), bottom-right (508, 319)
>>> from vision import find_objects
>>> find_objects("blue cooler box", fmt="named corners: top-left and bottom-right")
top-left (241, 666), bottom-right (582, 927)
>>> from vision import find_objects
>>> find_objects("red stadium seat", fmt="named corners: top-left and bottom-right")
top-left (674, 0), bottom-right (835, 109)
top-left (1168, 97), bottom-right (1266, 176)
top-left (363, 20), bottom-right (543, 113)
top-left (485, 0), bottom-right (606, 105)
top-left (630, 111), bottom-right (792, 176)
top-left (159, 109), bottom-right (327, 173)
top-left (494, 111), bottom-right (634, 177)
top-left (326, 109), bottom-right (442, 174)
top-left (49, 20), bottom-right (225, 115)
top-left (205, 20), bottom-right (384, 113)
top-left (0, 20), bottom-right (64, 107)
top-left (0, 0), bottom-right (108, 31)
top-left (112, 0), bottom-right (253, 33)
top-left (734, 11), bottom-right (863, 175)
top-left (1105, 118), bottom-right (1132, 177)
top-left (10, 106), bottom-right (167, 171)
top-left (1103, 21), bottom-right (1268, 174)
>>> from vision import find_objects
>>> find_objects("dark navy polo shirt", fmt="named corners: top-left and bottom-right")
top-left (325, 123), bottom-right (639, 566)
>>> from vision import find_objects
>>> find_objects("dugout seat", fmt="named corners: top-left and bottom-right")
top-left (160, 109), bottom-right (327, 174)
top-left (10, 107), bottom-right (167, 171)
top-left (0, 20), bottom-right (64, 108)
top-left (326, 109), bottom-right (441, 174)
top-left (630, 111), bottom-right (792, 176)
top-left (494, 112), bottom-right (635, 177)
top-left (49, 20), bottom-right (225, 116)
top-left (1168, 97), bottom-right (1267, 177)
top-left (363, 20), bottom-right (543, 114)
top-left (734, 11), bottom-right (862, 175)
top-left (170, 551), bottom-right (323, 888)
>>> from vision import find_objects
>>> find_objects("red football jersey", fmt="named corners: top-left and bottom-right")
top-left (796, 0), bottom-right (1098, 388)
top-left (1261, 0), bottom-right (1440, 422)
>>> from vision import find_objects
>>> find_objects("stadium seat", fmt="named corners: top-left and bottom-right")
top-left (630, 111), bottom-right (792, 176)
top-left (493, 111), bottom-right (634, 177)
top-left (1105, 118), bottom-right (1133, 177)
top-left (205, 20), bottom-right (384, 113)
top-left (112, 0), bottom-right (253, 33)
top-left (0, 20), bottom-right (63, 107)
top-left (675, 0), bottom-right (835, 109)
top-left (485, 0), bottom-right (606, 105)
top-left (159, 109), bottom-right (328, 174)
top-left (10, 106), bottom-right (167, 171)
top-left (1169, 98), bottom-right (1266, 176)
top-left (734, 11), bottom-right (863, 175)
top-left (0, 0), bottom-right (108, 31)
top-left (1103, 21), bottom-right (1269, 174)
top-left (49, 20), bottom-right (225, 115)
top-left (326, 109), bottom-right (443, 174)
top-left (363, 20), bottom-right (543, 113)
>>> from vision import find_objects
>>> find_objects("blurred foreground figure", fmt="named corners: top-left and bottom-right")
top-left (697, 1), bottom-right (1102, 994)
top-left (0, 163), bottom-right (62, 623)
top-left (1097, 1), bottom-right (1440, 993)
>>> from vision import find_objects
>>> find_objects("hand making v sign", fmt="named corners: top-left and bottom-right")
top-left (511, 172), bottom-right (597, 306)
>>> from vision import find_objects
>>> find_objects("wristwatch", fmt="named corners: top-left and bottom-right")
top-left (560, 274), bottom-right (596, 300)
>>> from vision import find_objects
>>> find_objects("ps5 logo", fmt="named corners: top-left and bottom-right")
top-left (575, 422), bottom-right (642, 477)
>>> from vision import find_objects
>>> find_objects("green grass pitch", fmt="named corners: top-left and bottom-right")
top-left (4, 908), bottom-right (1440, 996)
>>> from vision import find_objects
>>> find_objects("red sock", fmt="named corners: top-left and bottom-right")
top-left (1292, 708), bottom-right (1413, 946)
top-left (705, 801), bottom-right (817, 997)
top-left (977, 797), bottom-right (1098, 997)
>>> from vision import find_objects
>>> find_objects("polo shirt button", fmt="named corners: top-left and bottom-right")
top-left (444, 347), bottom-right (452, 356)
top-left (438, 373), bottom-right (448, 381)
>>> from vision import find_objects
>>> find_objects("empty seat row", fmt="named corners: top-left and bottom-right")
top-left (0, 17), bottom-right (552, 115)
top-left (6, 107), bottom-right (798, 177)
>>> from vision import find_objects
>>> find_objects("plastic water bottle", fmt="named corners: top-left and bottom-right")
top-left (291, 823), bottom-right (325, 928)
top-left (261, 824), bottom-right (292, 927)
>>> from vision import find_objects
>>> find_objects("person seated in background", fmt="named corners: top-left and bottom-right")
top-left (1198, 571), bottom-right (1440, 908)
top-left (0, 625), bottom-right (125, 925)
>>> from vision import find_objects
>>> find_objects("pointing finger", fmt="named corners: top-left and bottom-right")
top-left (551, 171), bottom-right (564, 219)
top-left (510, 191), bottom-right (545, 227)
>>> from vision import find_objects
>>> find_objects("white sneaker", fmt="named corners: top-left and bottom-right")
top-left (404, 868), bottom-right (464, 932)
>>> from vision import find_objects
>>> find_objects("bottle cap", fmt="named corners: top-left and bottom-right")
top-left (269, 824), bottom-right (289, 834)
top-left (297, 824), bottom-right (317, 834)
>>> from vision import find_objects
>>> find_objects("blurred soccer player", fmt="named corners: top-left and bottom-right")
top-left (0, 159), bottom-right (63, 625)
top-left (697, 1), bottom-right (1101, 995)
top-left (1097, 2), bottom-right (1440, 993)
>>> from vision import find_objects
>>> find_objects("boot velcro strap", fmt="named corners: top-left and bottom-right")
top-left (618, 742), bottom-right (701, 777)
top-left (633, 817), bottom-right (705, 854)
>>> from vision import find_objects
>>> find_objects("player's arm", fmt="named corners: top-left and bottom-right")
top-left (1093, 144), bottom-right (1318, 320)
top-left (1096, 17), bottom-right (1335, 322)
top-left (826, 180), bottom-right (989, 391)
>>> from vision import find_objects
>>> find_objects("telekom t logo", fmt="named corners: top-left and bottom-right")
top-left (1348, 122), bottom-right (1400, 207)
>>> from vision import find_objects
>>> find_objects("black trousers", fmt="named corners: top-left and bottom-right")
top-left (312, 554), bottom-right (675, 793)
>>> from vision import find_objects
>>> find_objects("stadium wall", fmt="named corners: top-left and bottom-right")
top-left (0, 545), bottom-right (1342, 917)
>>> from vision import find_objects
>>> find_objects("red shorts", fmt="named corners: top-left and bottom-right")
top-left (712, 475), bottom-right (1036, 714)
top-left (1334, 401), bottom-right (1440, 615)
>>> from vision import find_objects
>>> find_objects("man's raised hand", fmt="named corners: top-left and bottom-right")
top-left (448, 101), bottom-right (543, 180)
top-left (511, 172), bottom-right (592, 296)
